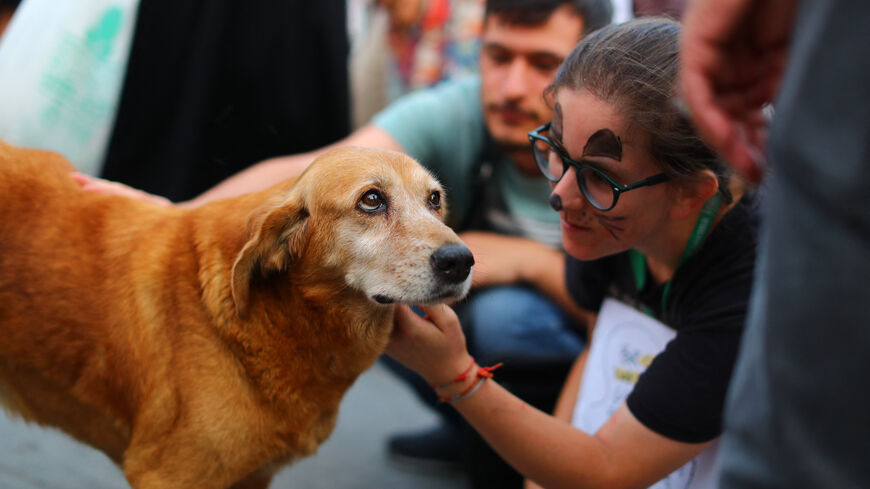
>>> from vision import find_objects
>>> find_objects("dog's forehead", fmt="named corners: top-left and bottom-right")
top-left (307, 147), bottom-right (441, 196)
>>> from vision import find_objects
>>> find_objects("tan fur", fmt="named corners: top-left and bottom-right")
top-left (0, 141), bottom-right (471, 489)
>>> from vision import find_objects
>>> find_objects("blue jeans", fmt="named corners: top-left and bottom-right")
top-left (458, 284), bottom-right (585, 366)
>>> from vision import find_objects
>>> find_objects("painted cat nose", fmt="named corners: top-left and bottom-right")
top-left (549, 193), bottom-right (563, 211)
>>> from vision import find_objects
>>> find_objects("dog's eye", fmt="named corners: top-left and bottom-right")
top-left (428, 191), bottom-right (441, 211)
top-left (358, 189), bottom-right (387, 213)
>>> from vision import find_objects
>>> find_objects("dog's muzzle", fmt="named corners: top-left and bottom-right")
top-left (430, 244), bottom-right (474, 284)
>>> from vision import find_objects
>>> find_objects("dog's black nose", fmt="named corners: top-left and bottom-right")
top-left (430, 244), bottom-right (474, 283)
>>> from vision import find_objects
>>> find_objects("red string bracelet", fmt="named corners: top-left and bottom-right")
top-left (436, 361), bottom-right (503, 403)
top-left (431, 357), bottom-right (477, 389)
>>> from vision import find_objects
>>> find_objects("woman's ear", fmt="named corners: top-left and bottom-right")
top-left (670, 169), bottom-right (719, 219)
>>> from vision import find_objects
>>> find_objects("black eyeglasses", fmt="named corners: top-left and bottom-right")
top-left (528, 122), bottom-right (670, 211)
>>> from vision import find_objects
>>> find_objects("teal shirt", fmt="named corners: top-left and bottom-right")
top-left (372, 76), bottom-right (562, 248)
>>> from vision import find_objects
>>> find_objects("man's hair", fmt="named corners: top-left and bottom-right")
top-left (485, 0), bottom-right (613, 35)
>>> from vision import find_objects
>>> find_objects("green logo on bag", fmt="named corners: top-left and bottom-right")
top-left (87, 7), bottom-right (123, 61)
top-left (38, 7), bottom-right (126, 155)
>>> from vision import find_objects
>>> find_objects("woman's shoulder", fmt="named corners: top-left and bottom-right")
top-left (668, 192), bottom-right (761, 330)
top-left (716, 189), bottom-right (762, 239)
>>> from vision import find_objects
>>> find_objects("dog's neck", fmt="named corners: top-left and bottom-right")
top-left (214, 261), bottom-right (392, 394)
top-left (190, 197), bottom-right (395, 407)
top-left (222, 279), bottom-right (394, 409)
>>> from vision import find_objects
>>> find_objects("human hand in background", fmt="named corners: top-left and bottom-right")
top-left (71, 173), bottom-right (174, 207)
top-left (459, 231), bottom-right (555, 289)
top-left (680, 0), bottom-right (798, 184)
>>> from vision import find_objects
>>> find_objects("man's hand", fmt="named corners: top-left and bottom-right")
top-left (460, 231), bottom-right (593, 326)
top-left (385, 304), bottom-right (473, 386)
top-left (680, 0), bottom-right (798, 184)
top-left (71, 173), bottom-right (174, 207)
top-left (460, 231), bottom-right (553, 288)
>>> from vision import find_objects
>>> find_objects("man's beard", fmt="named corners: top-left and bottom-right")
top-left (493, 139), bottom-right (532, 153)
top-left (486, 101), bottom-right (543, 151)
top-left (492, 138), bottom-right (541, 176)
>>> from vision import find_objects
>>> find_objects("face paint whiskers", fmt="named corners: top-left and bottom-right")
top-left (593, 212), bottom-right (626, 240)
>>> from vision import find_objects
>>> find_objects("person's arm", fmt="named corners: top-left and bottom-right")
top-left (74, 124), bottom-right (404, 207)
top-left (79, 77), bottom-right (480, 206)
top-left (679, 0), bottom-right (798, 184)
top-left (387, 304), bottom-right (710, 489)
top-left (187, 124), bottom-right (403, 206)
top-left (458, 231), bottom-right (594, 326)
top-left (198, 76), bottom-right (482, 207)
top-left (552, 345), bottom-right (590, 422)
top-left (524, 345), bottom-right (591, 489)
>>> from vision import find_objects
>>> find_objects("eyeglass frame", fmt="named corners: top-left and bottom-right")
top-left (528, 122), bottom-right (671, 211)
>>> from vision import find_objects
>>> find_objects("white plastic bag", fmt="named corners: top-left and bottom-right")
top-left (0, 0), bottom-right (139, 175)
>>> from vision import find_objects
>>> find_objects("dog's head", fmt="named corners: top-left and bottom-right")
top-left (231, 147), bottom-right (473, 317)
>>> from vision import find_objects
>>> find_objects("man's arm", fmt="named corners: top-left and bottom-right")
top-left (80, 77), bottom-right (480, 205)
top-left (187, 124), bottom-right (404, 206)
top-left (75, 124), bottom-right (404, 207)
top-left (459, 231), bottom-right (593, 325)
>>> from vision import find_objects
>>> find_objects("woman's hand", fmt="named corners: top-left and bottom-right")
top-left (385, 304), bottom-right (473, 386)
top-left (71, 173), bottom-right (174, 207)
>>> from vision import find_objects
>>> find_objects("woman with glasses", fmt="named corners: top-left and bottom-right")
top-left (386, 18), bottom-right (758, 489)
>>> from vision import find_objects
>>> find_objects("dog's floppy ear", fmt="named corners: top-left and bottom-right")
top-left (231, 196), bottom-right (309, 318)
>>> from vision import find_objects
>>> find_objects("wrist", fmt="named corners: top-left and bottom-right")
top-left (431, 356), bottom-right (503, 404)
top-left (431, 356), bottom-right (476, 401)
top-left (437, 374), bottom-right (487, 404)
top-left (427, 354), bottom-right (475, 390)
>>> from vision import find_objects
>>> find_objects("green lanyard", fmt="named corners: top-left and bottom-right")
top-left (629, 193), bottom-right (722, 315)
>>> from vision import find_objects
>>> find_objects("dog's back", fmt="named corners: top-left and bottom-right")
top-left (0, 141), bottom-right (115, 372)
top-left (0, 142), bottom-right (191, 459)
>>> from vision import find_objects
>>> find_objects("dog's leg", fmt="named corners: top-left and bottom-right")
top-left (124, 432), bottom-right (278, 489)
top-left (123, 445), bottom-right (231, 489)
top-left (124, 463), bottom-right (273, 489)
top-left (228, 469), bottom-right (274, 489)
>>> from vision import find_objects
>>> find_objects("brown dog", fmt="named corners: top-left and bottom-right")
top-left (0, 141), bottom-right (473, 488)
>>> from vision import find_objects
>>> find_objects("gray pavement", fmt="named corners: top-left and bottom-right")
top-left (0, 361), bottom-right (471, 489)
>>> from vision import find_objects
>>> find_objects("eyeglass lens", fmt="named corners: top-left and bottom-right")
top-left (532, 141), bottom-right (615, 210)
top-left (532, 139), bottom-right (561, 179)
top-left (577, 167), bottom-right (615, 210)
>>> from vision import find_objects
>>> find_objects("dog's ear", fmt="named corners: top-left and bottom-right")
top-left (231, 197), bottom-right (309, 318)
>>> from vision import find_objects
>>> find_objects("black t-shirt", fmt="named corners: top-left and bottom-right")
top-left (566, 194), bottom-right (759, 443)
